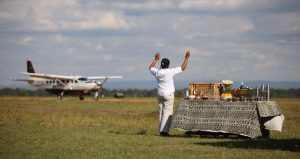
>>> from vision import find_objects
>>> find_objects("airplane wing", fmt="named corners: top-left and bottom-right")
top-left (12, 78), bottom-right (35, 82)
top-left (20, 72), bottom-right (74, 80)
top-left (20, 72), bottom-right (122, 81)
top-left (87, 76), bottom-right (122, 80)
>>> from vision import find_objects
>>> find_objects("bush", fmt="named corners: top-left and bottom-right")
top-left (0, 88), bottom-right (299, 98)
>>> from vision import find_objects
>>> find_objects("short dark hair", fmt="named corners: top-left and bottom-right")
top-left (161, 58), bottom-right (170, 69)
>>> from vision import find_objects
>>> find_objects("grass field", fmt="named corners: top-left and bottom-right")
top-left (0, 97), bottom-right (299, 159)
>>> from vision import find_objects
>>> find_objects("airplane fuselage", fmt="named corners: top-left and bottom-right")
top-left (28, 77), bottom-right (101, 98)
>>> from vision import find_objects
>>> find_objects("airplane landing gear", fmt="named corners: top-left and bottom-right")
top-left (57, 91), bottom-right (64, 100)
top-left (57, 95), bottom-right (63, 100)
top-left (79, 95), bottom-right (84, 100)
top-left (94, 91), bottom-right (99, 101)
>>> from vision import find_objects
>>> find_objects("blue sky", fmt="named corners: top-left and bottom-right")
top-left (0, 0), bottom-right (300, 87)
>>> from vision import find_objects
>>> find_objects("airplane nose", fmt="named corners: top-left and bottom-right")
top-left (94, 82), bottom-right (102, 89)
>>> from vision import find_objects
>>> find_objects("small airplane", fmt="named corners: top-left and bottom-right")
top-left (13, 60), bottom-right (122, 100)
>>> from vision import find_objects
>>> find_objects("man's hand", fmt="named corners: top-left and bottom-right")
top-left (149, 52), bottom-right (160, 69)
top-left (181, 50), bottom-right (191, 71)
top-left (154, 52), bottom-right (160, 61)
top-left (185, 50), bottom-right (190, 59)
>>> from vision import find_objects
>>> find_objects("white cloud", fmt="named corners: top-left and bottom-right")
top-left (177, 0), bottom-right (286, 11)
top-left (33, 19), bottom-right (58, 31)
top-left (152, 38), bottom-right (166, 48)
top-left (19, 37), bottom-right (34, 45)
top-left (178, 0), bottom-right (246, 10)
top-left (253, 56), bottom-right (281, 73)
top-left (94, 42), bottom-right (103, 52)
top-left (0, 0), bottom-right (131, 31)
top-left (103, 54), bottom-right (113, 61)
top-left (177, 46), bottom-right (212, 58)
top-left (117, 64), bottom-right (137, 73)
top-left (28, 0), bottom-right (76, 9)
top-left (254, 52), bottom-right (267, 61)
top-left (258, 12), bottom-right (300, 34)
top-left (0, 11), bottom-right (12, 20)
top-left (66, 48), bottom-right (75, 54)
top-left (55, 34), bottom-right (67, 44)
top-left (172, 15), bottom-right (254, 39)
top-left (82, 41), bottom-right (104, 52)
top-left (62, 11), bottom-right (131, 30)
top-left (112, 1), bottom-right (175, 10)
top-left (40, 10), bottom-right (131, 31)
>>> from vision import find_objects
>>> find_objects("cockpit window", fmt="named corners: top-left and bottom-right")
top-left (78, 77), bottom-right (88, 82)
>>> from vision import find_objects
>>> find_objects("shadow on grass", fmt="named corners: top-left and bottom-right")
top-left (108, 129), bottom-right (148, 136)
top-left (194, 139), bottom-right (300, 152)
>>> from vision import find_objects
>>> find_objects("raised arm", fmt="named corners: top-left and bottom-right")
top-left (149, 52), bottom-right (160, 69)
top-left (181, 50), bottom-right (190, 71)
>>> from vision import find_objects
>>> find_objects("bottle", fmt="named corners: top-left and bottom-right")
top-left (267, 85), bottom-right (270, 101)
top-left (240, 81), bottom-right (244, 89)
top-left (185, 89), bottom-right (189, 99)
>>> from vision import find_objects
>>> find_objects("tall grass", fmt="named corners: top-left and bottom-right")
top-left (0, 97), bottom-right (299, 159)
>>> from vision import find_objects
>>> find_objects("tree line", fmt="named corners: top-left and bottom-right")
top-left (0, 87), bottom-right (299, 98)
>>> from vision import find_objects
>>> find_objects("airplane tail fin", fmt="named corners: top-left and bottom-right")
top-left (27, 60), bottom-right (35, 73)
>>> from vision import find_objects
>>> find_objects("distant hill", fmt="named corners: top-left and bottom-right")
top-left (2, 80), bottom-right (300, 90)
top-left (105, 80), bottom-right (300, 89)
top-left (238, 80), bottom-right (300, 89)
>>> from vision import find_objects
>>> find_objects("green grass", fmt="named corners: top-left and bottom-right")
top-left (0, 97), bottom-right (299, 159)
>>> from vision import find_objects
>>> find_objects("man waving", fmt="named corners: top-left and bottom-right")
top-left (149, 50), bottom-right (191, 137)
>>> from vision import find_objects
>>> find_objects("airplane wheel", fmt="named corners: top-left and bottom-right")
top-left (94, 92), bottom-right (99, 101)
top-left (79, 95), bottom-right (84, 100)
top-left (57, 96), bottom-right (63, 100)
top-left (58, 92), bottom-right (64, 100)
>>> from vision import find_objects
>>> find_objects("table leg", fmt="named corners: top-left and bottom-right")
top-left (260, 117), bottom-right (272, 139)
top-left (261, 128), bottom-right (270, 139)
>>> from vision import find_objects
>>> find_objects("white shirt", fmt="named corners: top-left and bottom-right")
top-left (150, 67), bottom-right (182, 96)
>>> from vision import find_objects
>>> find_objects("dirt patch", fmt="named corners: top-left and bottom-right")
top-left (286, 115), bottom-right (300, 120)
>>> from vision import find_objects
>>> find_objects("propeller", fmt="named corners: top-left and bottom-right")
top-left (93, 81), bottom-right (103, 100)
top-left (97, 82), bottom-right (104, 98)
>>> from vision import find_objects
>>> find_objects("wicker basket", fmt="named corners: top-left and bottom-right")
top-left (188, 83), bottom-right (222, 100)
